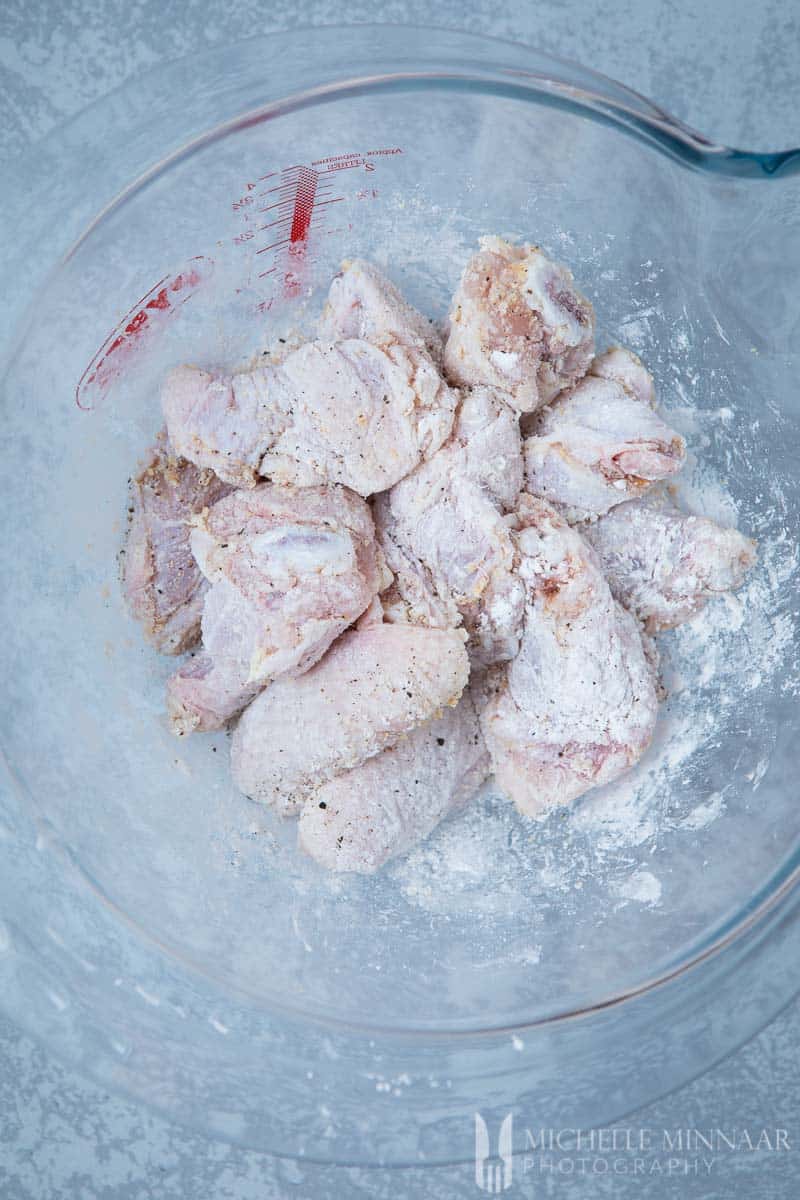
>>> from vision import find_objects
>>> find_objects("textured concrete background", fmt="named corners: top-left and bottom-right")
top-left (1, 1), bottom-right (799, 1197)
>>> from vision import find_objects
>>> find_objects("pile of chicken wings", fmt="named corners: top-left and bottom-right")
top-left (123, 239), bottom-right (756, 873)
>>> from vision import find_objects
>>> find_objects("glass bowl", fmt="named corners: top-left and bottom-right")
top-left (1, 24), bottom-right (799, 1166)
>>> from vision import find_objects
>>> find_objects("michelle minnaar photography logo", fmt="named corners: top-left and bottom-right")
top-left (473, 1114), bottom-right (790, 1190)
top-left (475, 1112), bottom-right (514, 1192)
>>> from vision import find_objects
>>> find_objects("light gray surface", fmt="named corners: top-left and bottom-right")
top-left (1, 2), bottom-right (799, 1197)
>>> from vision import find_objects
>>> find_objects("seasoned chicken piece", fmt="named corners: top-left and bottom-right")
top-left (523, 350), bottom-right (686, 522)
top-left (319, 258), bottom-right (443, 359)
top-left (377, 523), bottom-right (462, 631)
top-left (589, 344), bottom-right (655, 406)
top-left (166, 483), bottom-right (387, 734)
top-left (163, 337), bottom-right (456, 496)
top-left (231, 622), bottom-right (469, 815)
top-left (122, 437), bottom-right (230, 654)
top-left (481, 496), bottom-right (659, 816)
top-left (583, 491), bottom-right (757, 631)
top-left (443, 237), bottom-right (595, 413)
top-left (298, 694), bottom-right (489, 873)
top-left (375, 388), bottom-right (526, 666)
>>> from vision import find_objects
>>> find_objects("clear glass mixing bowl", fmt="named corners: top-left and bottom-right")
top-left (1, 24), bottom-right (799, 1166)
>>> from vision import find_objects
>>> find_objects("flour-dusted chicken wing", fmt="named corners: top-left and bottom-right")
top-left (163, 336), bottom-right (456, 496)
top-left (376, 522), bottom-right (462, 632)
top-left (523, 349), bottom-right (686, 522)
top-left (443, 237), bottom-right (595, 413)
top-left (166, 483), bottom-right (387, 734)
top-left (589, 344), bottom-right (656, 406)
top-left (583, 491), bottom-right (757, 631)
top-left (481, 496), bottom-right (659, 816)
top-left (231, 621), bottom-right (469, 815)
top-left (375, 388), bottom-right (526, 666)
top-left (297, 694), bottom-right (489, 873)
top-left (122, 436), bottom-right (231, 655)
top-left (319, 258), bottom-right (443, 359)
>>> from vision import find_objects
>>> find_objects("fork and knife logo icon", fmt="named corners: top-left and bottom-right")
top-left (475, 1112), bottom-right (514, 1192)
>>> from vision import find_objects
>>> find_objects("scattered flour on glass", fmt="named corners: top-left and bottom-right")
top-left (611, 870), bottom-right (663, 907)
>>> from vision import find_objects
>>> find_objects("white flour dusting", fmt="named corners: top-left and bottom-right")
top-left (612, 870), bottom-right (663, 906)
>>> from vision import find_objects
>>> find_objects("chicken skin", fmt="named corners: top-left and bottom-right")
top-left (443, 237), bottom-right (595, 413)
top-left (167, 483), bottom-right (387, 734)
top-left (297, 693), bottom-right (489, 873)
top-left (163, 336), bottom-right (456, 496)
top-left (480, 496), bottom-right (659, 816)
top-left (231, 621), bottom-right (469, 814)
top-left (122, 437), bottom-right (230, 654)
top-left (375, 388), bottom-right (526, 666)
top-left (583, 491), bottom-right (757, 631)
top-left (523, 348), bottom-right (686, 522)
top-left (319, 258), bottom-right (443, 359)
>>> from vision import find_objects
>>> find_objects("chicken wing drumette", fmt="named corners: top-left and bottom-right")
top-left (375, 387), bottom-right (526, 666)
top-left (319, 258), bottom-right (443, 360)
top-left (583, 490), bottom-right (757, 631)
top-left (443, 237), bottom-right (595, 413)
top-left (523, 348), bottom-right (686, 523)
top-left (480, 496), bottom-right (659, 815)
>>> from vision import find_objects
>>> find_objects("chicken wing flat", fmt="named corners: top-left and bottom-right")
top-left (297, 693), bottom-right (489, 873)
top-left (231, 621), bottom-right (469, 815)
top-left (167, 483), bottom-right (387, 734)
top-left (163, 336), bottom-right (456, 496)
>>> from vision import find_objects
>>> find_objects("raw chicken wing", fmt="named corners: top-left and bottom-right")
top-left (163, 337), bottom-right (456, 496)
top-left (122, 437), bottom-right (230, 654)
top-left (320, 258), bottom-right (443, 359)
top-left (374, 388), bottom-right (526, 665)
top-left (443, 237), bottom-right (595, 413)
top-left (583, 491), bottom-right (757, 630)
top-left (231, 621), bottom-right (469, 814)
top-left (298, 694), bottom-right (489, 873)
top-left (523, 348), bottom-right (686, 522)
top-left (167, 483), bottom-right (386, 734)
top-left (481, 496), bottom-right (659, 815)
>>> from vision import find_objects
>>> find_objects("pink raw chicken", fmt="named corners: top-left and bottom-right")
top-left (583, 490), bottom-right (757, 631)
top-left (523, 348), bottom-right (686, 522)
top-left (167, 483), bottom-right (388, 734)
top-left (163, 334), bottom-right (456, 496)
top-left (374, 387), bottom-right (526, 666)
top-left (443, 237), bottom-right (595, 413)
top-left (297, 693), bottom-right (489, 873)
top-left (122, 437), bottom-right (230, 654)
top-left (320, 258), bottom-right (443, 359)
top-left (480, 496), bottom-right (659, 816)
top-left (231, 620), bottom-right (469, 815)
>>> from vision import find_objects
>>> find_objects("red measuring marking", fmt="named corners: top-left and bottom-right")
top-left (289, 166), bottom-right (318, 243)
top-left (241, 148), bottom-right (402, 287)
top-left (75, 256), bottom-right (212, 410)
